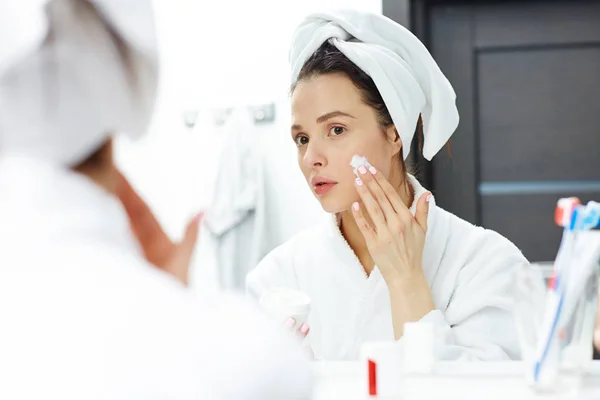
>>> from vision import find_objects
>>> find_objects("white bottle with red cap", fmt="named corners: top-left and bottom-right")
top-left (359, 341), bottom-right (404, 398)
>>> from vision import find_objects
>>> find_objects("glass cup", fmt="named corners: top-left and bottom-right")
top-left (514, 261), bottom-right (598, 398)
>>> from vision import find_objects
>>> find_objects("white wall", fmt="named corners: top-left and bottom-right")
top-left (115, 0), bottom-right (382, 290)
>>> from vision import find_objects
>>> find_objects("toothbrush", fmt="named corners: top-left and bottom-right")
top-left (532, 198), bottom-right (580, 383)
top-left (555, 201), bottom-right (600, 354)
top-left (533, 200), bottom-right (600, 383)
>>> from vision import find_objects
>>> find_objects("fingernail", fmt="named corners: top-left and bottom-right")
top-left (426, 194), bottom-right (432, 203)
top-left (358, 166), bottom-right (367, 175)
top-left (369, 166), bottom-right (377, 175)
top-left (300, 324), bottom-right (309, 334)
top-left (355, 178), bottom-right (363, 186)
top-left (285, 318), bottom-right (295, 328)
top-left (193, 212), bottom-right (204, 224)
top-left (352, 202), bottom-right (359, 211)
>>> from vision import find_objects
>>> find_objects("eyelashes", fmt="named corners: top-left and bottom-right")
top-left (329, 126), bottom-right (346, 136)
top-left (294, 134), bottom-right (309, 147)
top-left (293, 125), bottom-right (348, 147)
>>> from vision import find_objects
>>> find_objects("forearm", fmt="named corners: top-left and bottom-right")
top-left (386, 271), bottom-right (435, 340)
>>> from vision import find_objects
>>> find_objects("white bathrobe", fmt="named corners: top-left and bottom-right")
top-left (247, 175), bottom-right (528, 361)
top-left (0, 155), bottom-right (313, 400)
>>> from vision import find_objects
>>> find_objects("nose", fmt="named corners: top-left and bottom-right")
top-left (302, 141), bottom-right (327, 169)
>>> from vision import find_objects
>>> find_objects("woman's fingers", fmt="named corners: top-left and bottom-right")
top-left (116, 169), bottom-right (202, 285)
top-left (357, 165), bottom-right (397, 224)
top-left (369, 166), bottom-right (412, 221)
top-left (299, 324), bottom-right (310, 337)
top-left (354, 175), bottom-right (387, 233)
top-left (285, 318), bottom-right (310, 338)
top-left (164, 213), bottom-right (202, 285)
top-left (351, 201), bottom-right (377, 244)
top-left (414, 192), bottom-right (432, 233)
top-left (116, 170), bottom-right (172, 266)
top-left (285, 318), bottom-right (296, 328)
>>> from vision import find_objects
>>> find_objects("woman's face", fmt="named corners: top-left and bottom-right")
top-left (291, 73), bottom-right (401, 213)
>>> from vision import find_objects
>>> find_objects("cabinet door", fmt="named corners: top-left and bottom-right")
top-left (429, 1), bottom-right (600, 262)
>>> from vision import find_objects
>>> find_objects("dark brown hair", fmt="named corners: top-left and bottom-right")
top-left (291, 40), bottom-right (425, 175)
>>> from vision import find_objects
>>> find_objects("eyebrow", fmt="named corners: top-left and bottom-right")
top-left (291, 111), bottom-right (356, 131)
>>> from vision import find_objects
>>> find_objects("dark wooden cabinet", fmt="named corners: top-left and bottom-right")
top-left (384, 0), bottom-right (600, 263)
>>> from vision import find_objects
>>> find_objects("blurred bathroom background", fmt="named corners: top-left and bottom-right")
top-left (114, 0), bottom-right (600, 293)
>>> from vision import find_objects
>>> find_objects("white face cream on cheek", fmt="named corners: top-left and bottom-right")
top-left (350, 154), bottom-right (373, 179)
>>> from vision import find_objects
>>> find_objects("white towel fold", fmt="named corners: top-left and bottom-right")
top-left (289, 10), bottom-right (459, 161)
top-left (0, 0), bottom-right (157, 166)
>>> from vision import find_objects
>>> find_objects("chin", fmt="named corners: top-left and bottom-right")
top-left (317, 196), bottom-right (353, 214)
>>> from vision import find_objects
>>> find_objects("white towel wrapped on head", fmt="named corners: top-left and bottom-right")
top-left (289, 9), bottom-right (459, 161)
top-left (0, 0), bottom-right (157, 166)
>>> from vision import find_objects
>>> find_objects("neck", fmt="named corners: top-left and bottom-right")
top-left (83, 165), bottom-right (118, 194)
top-left (73, 139), bottom-right (117, 195)
top-left (340, 171), bottom-right (414, 276)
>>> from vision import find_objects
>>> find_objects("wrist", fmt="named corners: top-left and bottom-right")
top-left (383, 267), bottom-right (427, 290)
top-left (386, 270), bottom-right (435, 320)
top-left (388, 274), bottom-right (431, 304)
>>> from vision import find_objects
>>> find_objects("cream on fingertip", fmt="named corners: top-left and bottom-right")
top-left (350, 155), bottom-right (373, 179)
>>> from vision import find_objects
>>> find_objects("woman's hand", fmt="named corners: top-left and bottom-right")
top-left (352, 165), bottom-right (435, 339)
top-left (285, 318), bottom-right (310, 338)
top-left (352, 165), bottom-right (430, 281)
top-left (285, 318), bottom-right (314, 359)
top-left (116, 171), bottom-right (201, 285)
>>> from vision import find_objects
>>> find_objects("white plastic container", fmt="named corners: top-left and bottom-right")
top-left (403, 321), bottom-right (435, 374)
top-left (259, 287), bottom-right (311, 330)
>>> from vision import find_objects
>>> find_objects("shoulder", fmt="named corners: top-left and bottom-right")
top-left (247, 218), bottom-right (332, 296)
top-left (409, 176), bottom-right (526, 266)
top-left (432, 205), bottom-right (528, 267)
top-left (259, 219), bottom-right (331, 266)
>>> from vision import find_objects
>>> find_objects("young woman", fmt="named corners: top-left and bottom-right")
top-left (247, 10), bottom-right (529, 361)
top-left (0, 1), bottom-right (312, 398)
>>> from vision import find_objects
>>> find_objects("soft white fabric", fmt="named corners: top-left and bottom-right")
top-left (0, 0), bottom-right (157, 166)
top-left (289, 9), bottom-right (459, 161)
top-left (203, 110), bottom-right (268, 289)
top-left (0, 0), bottom-right (155, 75)
top-left (0, 0), bottom-right (48, 76)
top-left (0, 155), bottom-right (314, 400)
top-left (247, 175), bottom-right (528, 361)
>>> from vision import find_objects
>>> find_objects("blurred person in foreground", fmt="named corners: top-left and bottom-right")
top-left (0, 1), bottom-right (312, 399)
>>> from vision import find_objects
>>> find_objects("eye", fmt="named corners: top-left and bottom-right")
top-left (329, 126), bottom-right (346, 136)
top-left (294, 135), bottom-right (309, 147)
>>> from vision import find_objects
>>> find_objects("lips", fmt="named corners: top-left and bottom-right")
top-left (311, 176), bottom-right (338, 196)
